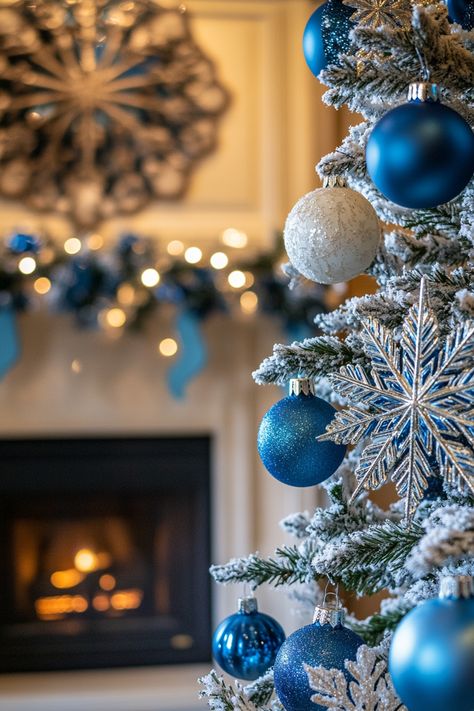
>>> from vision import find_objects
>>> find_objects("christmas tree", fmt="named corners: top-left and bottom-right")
top-left (200, 2), bottom-right (474, 709)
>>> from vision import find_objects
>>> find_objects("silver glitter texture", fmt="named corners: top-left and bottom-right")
top-left (283, 186), bottom-right (380, 285)
top-left (319, 277), bottom-right (474, 520)
top-left (306, 645), bottom-right (406, 710)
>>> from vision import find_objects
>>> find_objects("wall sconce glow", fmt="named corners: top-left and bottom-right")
top-left (240, 290), bottom-right (258, 314)
top-left (64, 237), bottom-right (82, 255)
top-left (167, 240), bottom-right (185, 256)
top-left (34, 276), bottom-right (51, 294)
top-left (87, 233), bottom-right (104, 251)
top-left (140, 268), bottom-right (160, 287)
top-left (18, 256), bottom-right (37, 274)
top-left (184, 246), bottom-right (202, 264)
top-left (117, 283), bottom-right (136, 306)
top-left (222, 228), bottom-right (248, 248)
top-left (210, 251), bottom-right (229, 269)
top-left (159, 338), bottom-right (178, 357)
top-left (228, 270), bottom-right (246, 288)
top-left (105, 308), bottom-right (127, 328)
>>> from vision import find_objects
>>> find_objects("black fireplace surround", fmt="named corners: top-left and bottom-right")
top-left (0, 436), bottom-right (212, 672)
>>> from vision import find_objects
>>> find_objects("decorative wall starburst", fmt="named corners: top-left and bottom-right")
top-left (319, 278), bottom-right (474, 521)
top-left (0, 0), bottom-right (228, 227)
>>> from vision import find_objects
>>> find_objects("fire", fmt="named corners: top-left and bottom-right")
top-left (36, 594), bottom-right (88, 619)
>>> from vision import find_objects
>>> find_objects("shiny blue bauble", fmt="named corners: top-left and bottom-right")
top-left (257, 387), bottom-right (346, 487)
top-left (274, 620), bottom-right (364, 711)
top-left (366, 97), bottom-right (474, 209)
top-left (212, 599), bottom-right (285, 681)
top-left (8, 232), bottom-right (40, 254)
top-left (446, 0), bottom-right (474, 29)
top-left (303, 0), bottom-right (353, 78)
top-left (389, 594), bottom-right (474, 711)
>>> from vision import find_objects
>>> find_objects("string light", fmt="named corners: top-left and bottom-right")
top-left (228, 270), bottom-right (246, 289)
top-left (117, 283), bottom-right (136, 306)
top-left (141, 268), bottom-right (160, 287)
top-left (105, 308), bottom-right (127, 328)
top-left (244, 271), bottom-right (255, 287)
top-left (18, 256), bottom-right (37, 274)
top-left (167, 240), bottom-right (185, 256)
top-left (240, 290), bottom-right (258, 314)
top-left (184, 246), bottom-right (202, 264)
top-left (64, 237), bottom-right (82, 255)
top-left (159, 338), bottom-right (178, 357)
top-left (221, 228), bottom-right (248, 248)
top-left (210, 251), bottom-right (228, 270)
top-left (87, 233), bottom-right (104, 251)
top-left (71, 359), bottom-right (82, 374)
top-left (34, 276), bottom-right (51, 294)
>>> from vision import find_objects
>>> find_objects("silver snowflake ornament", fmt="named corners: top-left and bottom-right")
top-left (305, 645), bottom-right (406, 711)
top-left (319, 277), bottom-right (474, 520)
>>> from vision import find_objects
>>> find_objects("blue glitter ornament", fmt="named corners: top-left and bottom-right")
top-left (257, 378), bottom-right (346, 487)
top-left (303, 0), bottom-right (354, 78)
top-left (274, 601), bottom-right (364, 711)
top-left (212, 596), bottom-right (285, 681)
top-left (446, 0), bottom-right (474, 29)
top-left (389, 575), bottom-right (474, 711)
top-left (8, 232), bottom-right (40, 254)
top-left (366, 82), bottom-right (474, 209)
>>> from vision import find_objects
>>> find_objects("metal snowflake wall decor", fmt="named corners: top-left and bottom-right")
top-left (0, 0), bottom-right (229, 227)
top-left (319, 278), bottom-right (474, 520)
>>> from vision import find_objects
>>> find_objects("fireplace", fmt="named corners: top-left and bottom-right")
top-left (0, 436), bottom-right (212, 673)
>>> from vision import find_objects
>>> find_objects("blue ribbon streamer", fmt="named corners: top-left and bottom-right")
top-left (0, 307), bottom-right (20, 379)
top-left (167, 309), bottom-right (207, 399)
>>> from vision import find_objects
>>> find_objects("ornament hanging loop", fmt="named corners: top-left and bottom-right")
top-left (415, 46), bottom-right (431, 82)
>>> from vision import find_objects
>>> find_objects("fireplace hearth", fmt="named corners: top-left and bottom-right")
top-left (0, 436), bottom-right (212, 673)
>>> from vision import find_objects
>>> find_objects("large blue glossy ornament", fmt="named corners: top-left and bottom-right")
top-left (389, 575), bottom-right (474, 711)
top-left (274, 604), bottom-right (364, 711)
top-left (303, 0), bottom-right (353, 78)
top-left (257, 379), bottom-right (346, 487)
top-left (366, 82), bottom-right (474, 209)
top-left (212, 597), bottom-right (285, 681)
top-left (446, 0), bottom-right (474, 29)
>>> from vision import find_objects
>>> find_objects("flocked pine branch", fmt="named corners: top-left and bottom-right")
top-left (199, 669), bottom-right (278, 711)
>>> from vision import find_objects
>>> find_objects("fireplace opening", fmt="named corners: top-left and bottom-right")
top-left (0, 436), bottom-right (212, 672)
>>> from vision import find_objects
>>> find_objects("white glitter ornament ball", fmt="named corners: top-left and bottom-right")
top-left (284, 179), bottom-right (380, 284)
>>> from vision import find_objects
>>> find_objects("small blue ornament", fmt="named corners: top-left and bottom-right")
top-left (389, 575), bottom-right (474, 711)
top-left (446, 0), bottom-right (474, 29)
top-left (212, 596), bottom-right (285, 681)
top-left (257, 378), bottom-right (346, 487)
top-left (274, 603), bottom-right (364, 711)
top-left (303, 0), bottom-right (353, 78)
top-left (8, 232), bottom-right (40, 254)
top-left (366, 82), bottom-right (474, 209)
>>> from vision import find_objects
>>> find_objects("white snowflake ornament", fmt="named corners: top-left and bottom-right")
top-left (319, 277), bottom-right (474, 520)
top-left (305, 645), bottom-right (406, 711)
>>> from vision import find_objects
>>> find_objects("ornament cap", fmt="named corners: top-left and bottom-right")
top-left (439, 575), bottom-right (474, 600)
top-left (322, 175), bottom-right (347, 189)
top-left (407, 82), bottom-right (439, 103)
top-left (313, 598), bottom-right (345, 628)
top-left (289, 378), bottom-right (316, 397)
top-left (238, 596), bottom-right (258, 614)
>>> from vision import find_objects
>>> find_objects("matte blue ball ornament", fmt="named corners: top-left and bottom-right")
top-left (446, 0), bottom-right (474, 29)
top-left (366, 82), bottom-right (474, 209)
top-left (303, 0), bottom-right (354, 78)
top-left (257, 378), bottom-right (346, 487)
top-left (274, 599), bottom-right (364, 711)
top-left (389, 575), bottom-right (474, 711)
top-left (212, 596), bottom-right (285, 681)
